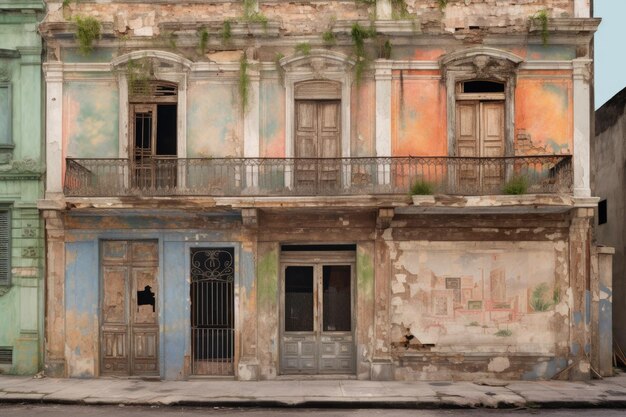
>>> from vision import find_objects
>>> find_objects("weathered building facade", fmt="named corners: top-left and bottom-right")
top-left (0, 0), bottom-right (45, 374)
top-left (39, 0), bottom-right (611, 381)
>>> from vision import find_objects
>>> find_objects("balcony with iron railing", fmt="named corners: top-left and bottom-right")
top-left (63, 156), bottom-right (573, 200)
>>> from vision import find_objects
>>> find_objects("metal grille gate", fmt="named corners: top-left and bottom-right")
top-left (190, 248), bottom-right (234, 375)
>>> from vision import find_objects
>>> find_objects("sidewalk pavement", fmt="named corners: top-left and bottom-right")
top-left (2, 373), bottom-right (626, 409)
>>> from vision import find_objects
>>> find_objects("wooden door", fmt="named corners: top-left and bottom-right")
top-left (101, 240), bottom-right (159, 376)
top-left (455, 101), bottom-right (504, 192)
top-left (131, 104), bottom-right (157, 189)
top-left (294, 100), bottom-right (341, 192)
top-left (281, 263), bottom-right (354, 375)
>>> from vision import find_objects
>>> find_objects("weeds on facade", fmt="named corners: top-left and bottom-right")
top-left (322, 30), bottom-right (337, 47)
top-left (75, 15), bottom-right (101, 55)
top-left (410, 179), bottom-right (435, 195)
top-left (243, 0), bottom-right (269, 30)
top-left (351, 22), bottom-right (377, 85)
top-left (127, 58), bottom-right (152, 95)
top-left (274, 52), bottom-right (285, 83)
top-left (438, 0), bottom-right (448, 11)
top-left (198, 28), bottom-right (209, 55)
top-left (391, 0), bottom-right (411, 20)
top-left (502, 175), bottom-right (528, 195)
top-left (239, 55), bottom-right (250, 113)
top-left (495, 329), bottom-right (512, 337)
top-left (221, 20), bottom-right (233, 44)
top-left (533, 9), bottom-right (550, 46)
top-left (295, 42), bottom-right (311, 56)
top-left (379, 38), bottom-right (392, 59)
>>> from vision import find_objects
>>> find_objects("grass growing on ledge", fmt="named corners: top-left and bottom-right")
top-left (502, 175), bottom-right (529, 195)
top-left (495, 329), bottom-right (512, 337)
top-left (75, 15), bottom-right (101, 55)
top-left (410, 179), bottom-right (435, 196)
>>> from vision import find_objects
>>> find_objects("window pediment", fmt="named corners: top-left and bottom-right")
top-left (279, 49), bottom-right (354, 80)
top-left (440, 47), bottom-right (523, 83)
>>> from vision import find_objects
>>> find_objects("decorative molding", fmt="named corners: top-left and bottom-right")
top-left (111, 50), bottom-right (193, 72)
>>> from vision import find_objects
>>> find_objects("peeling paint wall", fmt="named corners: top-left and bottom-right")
top-left (351, 80), bottom-right (375, 157)
top-left (63, 82), bottom-right (119, 158)
top-left (260, 80), bottom-right (286, 157)
top-left (515, 74), bottom-right (573, 154)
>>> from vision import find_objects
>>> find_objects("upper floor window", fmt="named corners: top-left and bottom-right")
top-left (0, 83), bottom-right (12, 147)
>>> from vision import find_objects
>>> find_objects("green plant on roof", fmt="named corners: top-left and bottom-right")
top-left (295, 42), bottom-right (311, 55)
top-left (438, 0), bottom-right (448, 10)
top-left (354, 0), bottom-right (376, 5)
top-left (495, 329), bottom-right (512, 337)
top-left (533, 9), bottom-right (549, 46)
top-left (75, 15), bottom-right (101, 55)
top-left (379, 39), bottom-right (392, 59)
top-left (502, 175), bottom-right (529, 195)
top-left (410, 178), bottom-right (435, 195)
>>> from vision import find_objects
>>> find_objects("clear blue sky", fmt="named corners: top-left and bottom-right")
top-left (594, 0), bottom-right (626, 109)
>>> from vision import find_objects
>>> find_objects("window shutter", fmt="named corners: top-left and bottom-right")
top-left (0, 210), bottom-right (9, 285)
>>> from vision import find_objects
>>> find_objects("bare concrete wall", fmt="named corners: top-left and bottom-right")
top-left (593, 87), bottom-right (626, 351)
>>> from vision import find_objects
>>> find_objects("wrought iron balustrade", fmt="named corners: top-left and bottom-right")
top-left (64, 155), bottom-right (573, 197)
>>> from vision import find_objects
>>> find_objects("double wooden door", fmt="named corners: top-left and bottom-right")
top-left (280, 261), bottom-right (355, 374)
top-left (100, 240), bottom-right (159, 376)
top-left (294, 100), bottom-right (341, 192)
top-left (456, 101), bottom-right (505, 192)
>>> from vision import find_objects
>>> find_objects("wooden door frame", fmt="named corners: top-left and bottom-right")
top-left (279, 250), bottom-right (356, 375)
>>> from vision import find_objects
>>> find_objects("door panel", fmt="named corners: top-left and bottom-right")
top-left (101, 240), bottom-right (159, 377)
top-left (456, 102), bottom-right (479, 191)
top-left (480, 102), bottom-right (505, 189)
top-left (294, 100), bottom-right (341, 192)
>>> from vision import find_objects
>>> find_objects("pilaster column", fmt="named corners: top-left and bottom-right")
top-left (376, 0), bottom-right (392, 20)
top-left (572, 59), bottom-right (592, 198)
top-left (17, 47), bottom-right (42, 163)
top-left (43, 210), bottom-right (66, 377)
top-left (375, 61), bottom-right (393, 186)
top-left (244, 67), bottom-right (260, 187)
top-left (371, 208), bottom-right (394, 380)
top-left (568, 207), bottom-right (593, 380)
top-left (44, 63), bottom-right (64, 196)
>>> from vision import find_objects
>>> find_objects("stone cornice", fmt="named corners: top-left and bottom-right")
top-left (0, 1), bottom-right (44, 12)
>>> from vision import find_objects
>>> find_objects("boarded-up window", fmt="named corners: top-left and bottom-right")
top-left (0, 210), bottom-right (10, 285)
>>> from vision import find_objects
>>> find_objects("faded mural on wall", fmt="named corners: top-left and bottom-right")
top-left (390, 242), bottom-right (562, 354)
top-left (187, 81), bottom-right (242, 158)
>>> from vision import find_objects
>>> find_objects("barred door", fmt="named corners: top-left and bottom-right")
top-left (190, 248), bottom-right (235, 375)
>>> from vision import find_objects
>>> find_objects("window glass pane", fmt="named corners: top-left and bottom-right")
top-left (284, 266), bottom-right (314, 332)
top-left (0, 86), bottom-right (10, 145)
top-left (323, 265), bottom-right (351, 332)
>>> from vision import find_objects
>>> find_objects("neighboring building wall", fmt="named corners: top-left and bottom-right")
top-left (0, 2), bottom-right (45, 374)
top-left (593, 87), bottom-right (626, 352)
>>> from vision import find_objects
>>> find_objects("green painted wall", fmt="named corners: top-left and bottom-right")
top-left (0, 2), bottom-right (45, 375)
